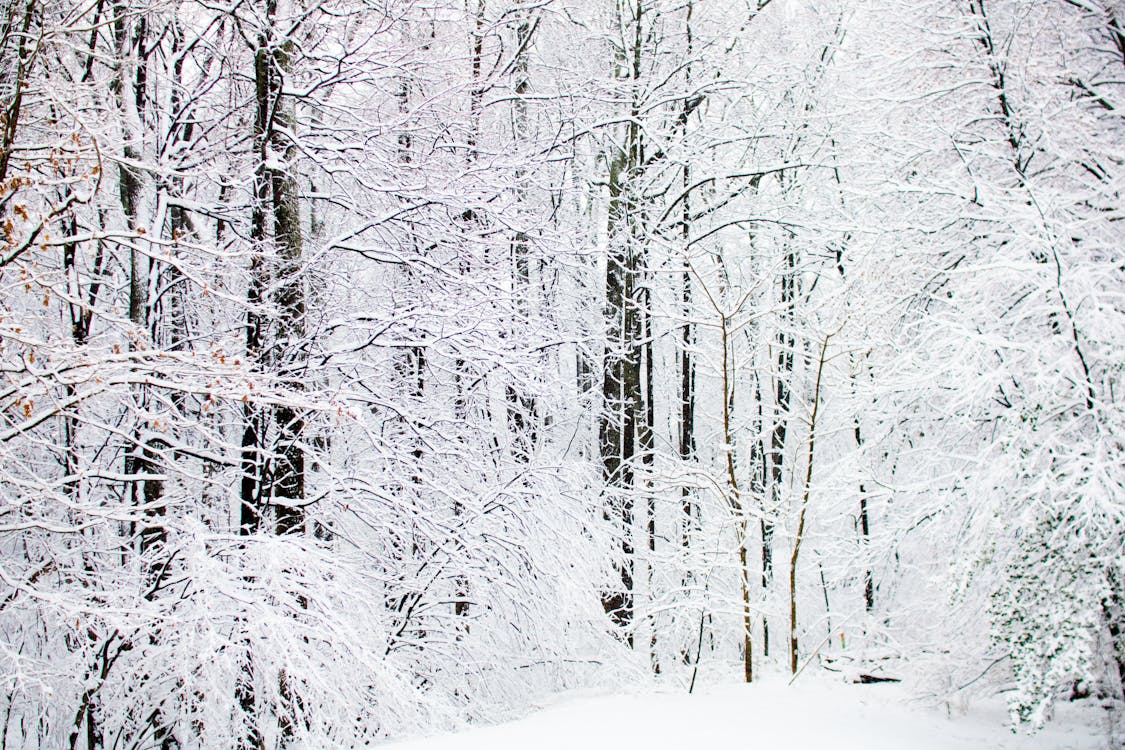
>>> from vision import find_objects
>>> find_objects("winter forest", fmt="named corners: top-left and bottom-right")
top-left (0, 0), bottom-right (1122, 746)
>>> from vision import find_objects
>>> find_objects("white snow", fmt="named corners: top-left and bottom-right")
top-left (387, 676), bottom-right (1106, 750)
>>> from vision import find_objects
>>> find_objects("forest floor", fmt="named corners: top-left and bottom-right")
top-left (387, 672), bottom-right (1110, 750)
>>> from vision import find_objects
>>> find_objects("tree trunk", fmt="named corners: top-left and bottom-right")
top-left (599, 0), bottom-right (649, 639)
top-left (789, 333), bottom-right (830, 674)
top-left (507, 13), bottom-right (540, 464)
top-left (239, 4), bottom-right (307, 743)
top-left (766, 246), bottom-right (797, 657)
top-left (856, 419), bottom-right (874, 613)
top-left (718, 313), bottom-right (752, 683)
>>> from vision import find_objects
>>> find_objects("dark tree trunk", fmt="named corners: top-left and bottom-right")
top-left (600, 191), bottom-right (638, 633)
top-left (239, 5), bottom-right (306, 744)
top-left (599, 0), bottom-right (652, 644)
top-left (641, 281), bottom-right (656, 672)
top-left (0, 0), bottom-right (37, 183)
top-left (856, 421), bottom-right (874, 612)
top-left (765, 246), bottom-right (797, 657)
top-left (507, 14), bottom-right (540, 463)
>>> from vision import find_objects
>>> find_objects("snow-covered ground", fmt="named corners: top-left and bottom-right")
top-left (388, 676), bottom-right (1107, 750)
